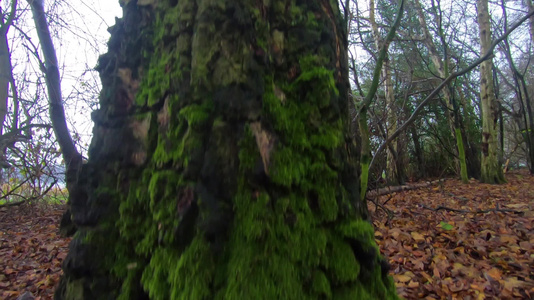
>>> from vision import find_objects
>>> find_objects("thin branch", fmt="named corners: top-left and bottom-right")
top-left (420, 203), bottom-right (524, 214)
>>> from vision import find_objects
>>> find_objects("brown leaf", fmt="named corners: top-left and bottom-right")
top-left (410, 232), bottom-right (425, 243)
top-left (395, 274), bottom-right (412, 283)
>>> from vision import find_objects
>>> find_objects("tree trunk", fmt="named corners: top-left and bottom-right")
top-left (369, 0), bottom-right (400, 185)
top-left (413, 0), bottom-right (468, 183)
top-left (0, 0), bottom-right (17, 183)
top-left (54, 1), bottom-right (397, 299)
top-left (0, 29), bottom-right (9, 183)
top-left (383, 58), bottom-right (401, 184)
top-left (456, 84), bottom-right (481, 178)
top-left (527, 0), bottom-right (534, 46)
top-left (499, 0), bottom-right (534, 173)
top-left (28, 0), bottom-right (83, 236)
top-left (477, 0), bottom-right (506, 183)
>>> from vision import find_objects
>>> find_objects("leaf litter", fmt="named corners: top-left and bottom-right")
top-left (371, 170), bottom-right (534, 299)
top-left (0, 204), bottom-right (70, 300)
top-left (0, 170), bottom-right (533, 299)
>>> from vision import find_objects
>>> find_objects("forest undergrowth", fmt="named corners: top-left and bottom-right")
top-left (0, 171), bottom-right (532, 299)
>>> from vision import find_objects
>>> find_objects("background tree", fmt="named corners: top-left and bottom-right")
top-left (477, 0), bottom-right (506, 183)
top-left (0, 0), bottom-right (111, 208)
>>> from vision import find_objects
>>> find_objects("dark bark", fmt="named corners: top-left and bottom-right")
top-left (410, 125), bottom-right (425, 178)
top-left (55, 1), bottom-right (397, 299)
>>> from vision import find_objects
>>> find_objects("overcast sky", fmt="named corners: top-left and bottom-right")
top-left (55, 0), bottom-right (123, 151)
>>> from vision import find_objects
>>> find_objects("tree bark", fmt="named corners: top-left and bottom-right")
top-left (28, 0), bottom-right (83, 235)
top-left (369, 0), bottom-right (400, 185)
top-left (55, 1), bottom-right (398, 299)
top-left (477, 0), bottom-right (506, 184)
top-left (0, 0), bottom-right (18, 183)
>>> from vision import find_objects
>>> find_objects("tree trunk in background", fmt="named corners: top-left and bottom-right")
top-left (0, 0), bottom-right (17, 183)
top-left (0, 27), bottom-right (9, 140)
top-left (527, 0), bottom-right (534, 45)
top-left (54, 1), bottom-right (397, 299)
top-left (0, 28), bottom-right (10, 182)
top-left (477, 0), bottom-right (506, 183)
top-left (413, 0), bottom-right (468, 183)
top-left (500, 0), bottom-right (534, 173)
top-left (29, 0), bottom-right (83, 236)
top-left (369, 0), bottom-right (401, 184)
top-left (410, 125), bottom-right (425, 178)
top-left (457, 85), bottom-right (481, 178)
top-left (384, 58), bottom-right (402, 184)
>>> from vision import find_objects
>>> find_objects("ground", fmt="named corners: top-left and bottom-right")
top-left (0, 171), bottom-right (533, 299)
top-left (0, 204), bottom-right (69, 299)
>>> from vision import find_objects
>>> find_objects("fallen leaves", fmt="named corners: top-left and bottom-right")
top-left (1, 172), bottom-right (534, 299)
top-left (372, 170), bottom-right (534, 299)
top-left (0, 204), bottom-right (70, 300)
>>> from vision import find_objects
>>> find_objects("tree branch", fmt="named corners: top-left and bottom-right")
top-left (369, 9), bottom-right (534, 172)
top-left (28, 0), bottom-right (81, 169)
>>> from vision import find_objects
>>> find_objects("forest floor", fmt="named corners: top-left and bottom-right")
top-left (0, 171), bottom-right (532, 299)
top-left (372, 169), bottom-right (534, 299)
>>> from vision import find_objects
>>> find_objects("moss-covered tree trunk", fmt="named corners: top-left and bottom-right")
top-left (477, 0), bottom-right (506, 184)
top-left (54, 1), bottom-right (397, 299)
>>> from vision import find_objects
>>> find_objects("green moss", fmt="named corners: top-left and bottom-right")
top-left (311, 270), bottom-right (332, 298)
top-left (337, 219), bottom-right (375, 242)
top-left (178, 102), bottom-right (213, 128)
top-left (152, 100), bottom-right (213, 167)
top-left (65, 279), bottom-right (84, 300)
top-left (455, 128), bottom-right (469, 183)
top-left (327, 237), bottom-right (360, 283)
top-left (222, 192), bottom-right (304, 298)
top-left (142, 238), bottom-right (215, 300)
top-left (307, 11), bottom-right (319, 27)
top-left (135, 3), bottom-right (186, 107)
top-left (141, 248), bottom-right (173, 300)
top-left (238, 126), bottom-right (260, 171)
top-left (170, 237), bottom-right (215, 299)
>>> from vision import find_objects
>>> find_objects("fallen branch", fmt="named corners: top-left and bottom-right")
top-left (366, 179), bottom-right (446, 198)
top-left (368, 197), bottom-right (394, 221)
top-left (0, 199), bottom-right (26, 207)
top-left (420, 203), bottom-right (524, 214)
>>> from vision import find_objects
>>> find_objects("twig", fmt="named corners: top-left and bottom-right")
top-left (369, 197), bottom-right (394, 221)
top-left (0, 177), bottom-right (31, 200)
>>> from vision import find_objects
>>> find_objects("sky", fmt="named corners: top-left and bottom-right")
top-left (0, 0), bottom-right (123, 154)
top-left (53, 0), bottom-right (123, 152)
